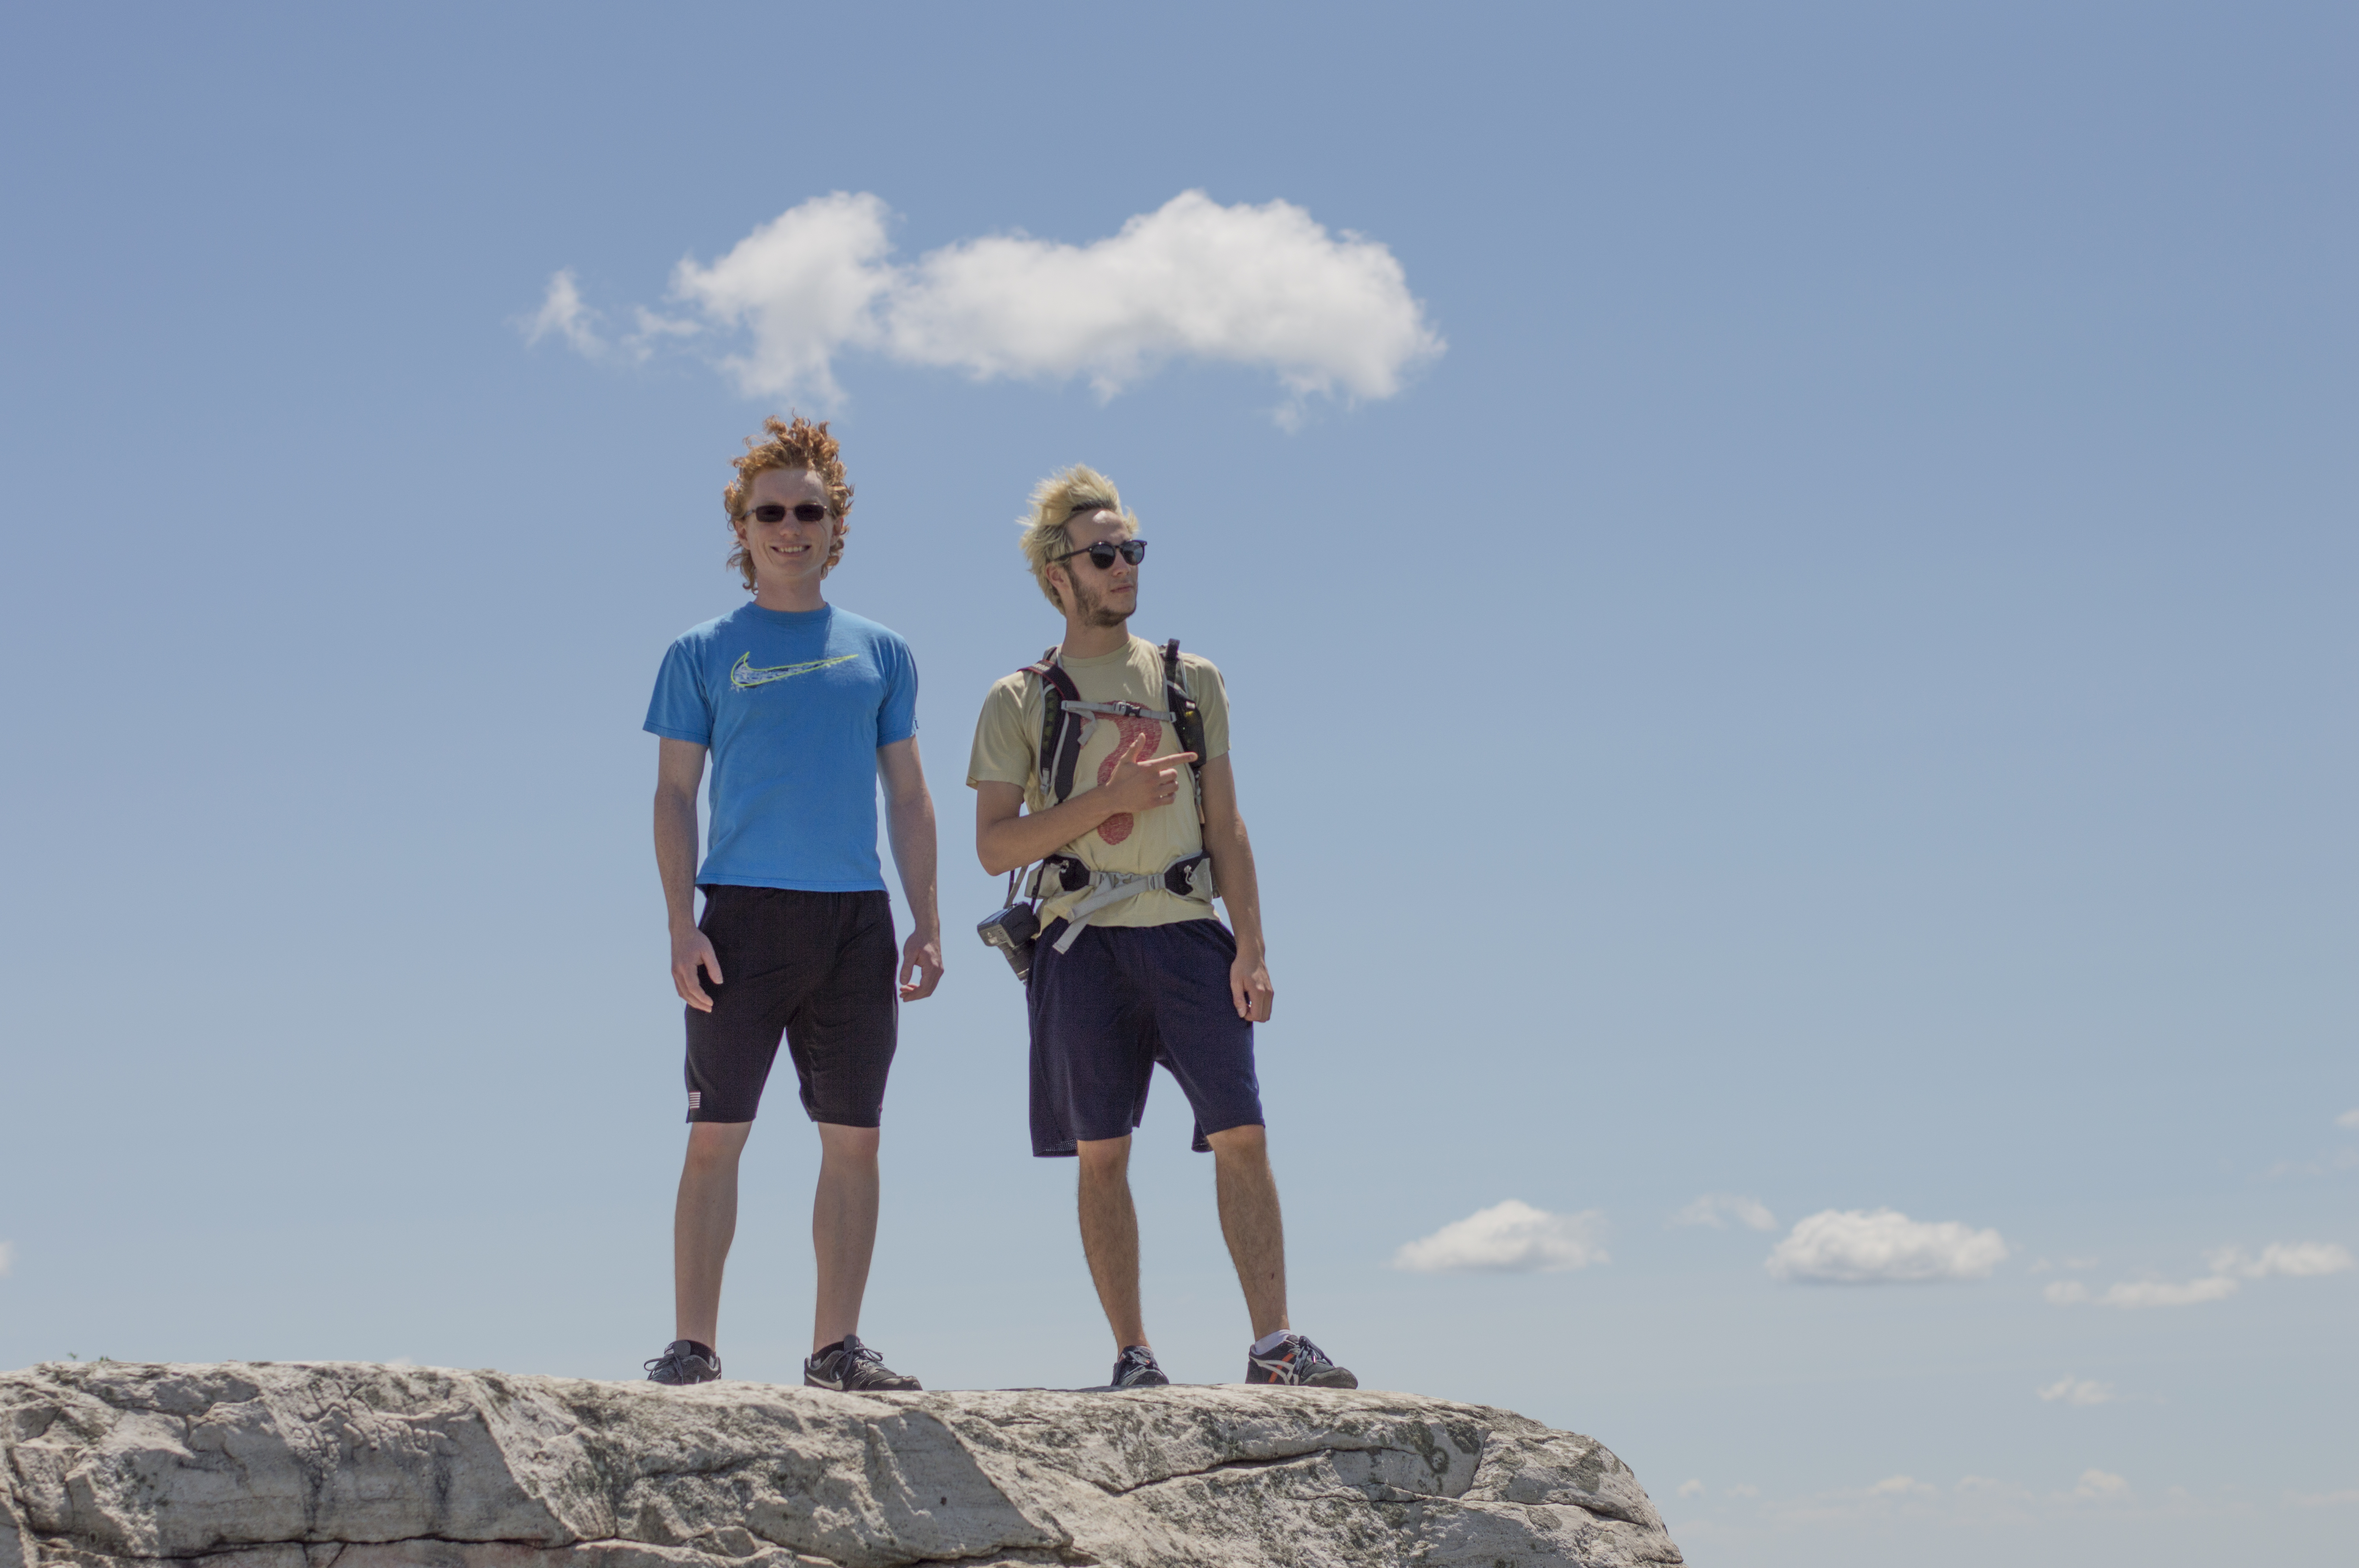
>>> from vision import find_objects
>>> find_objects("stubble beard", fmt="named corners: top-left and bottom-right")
top-left (1071, 576), bottom-right (1132, 630)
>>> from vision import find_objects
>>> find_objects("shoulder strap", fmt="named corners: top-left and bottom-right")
top-left (1020, 648), bottom-right (1086, 805)
top-left (1162, 638), bottom-right (1207, 762)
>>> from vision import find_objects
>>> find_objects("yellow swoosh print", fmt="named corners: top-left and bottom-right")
top-left (730, 652), bottom-right (856, 690)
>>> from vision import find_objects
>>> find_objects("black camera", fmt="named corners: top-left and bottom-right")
top-left (976, 902), bottom-right (1041, 981)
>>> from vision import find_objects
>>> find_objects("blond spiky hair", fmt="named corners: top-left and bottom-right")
top-left (1018, 464), bottom-right (1138, 611)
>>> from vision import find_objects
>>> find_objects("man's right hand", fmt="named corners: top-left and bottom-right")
top-left (1098, 729), bottom-right (1198, 816)
top-left (672, 928), bottom-right (723, 1012)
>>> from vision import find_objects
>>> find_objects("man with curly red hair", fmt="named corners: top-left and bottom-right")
top-left (640, 416), bottom-right (943, 1392)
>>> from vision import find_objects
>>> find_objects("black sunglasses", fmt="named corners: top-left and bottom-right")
top-left (1049, 539), bottom-right (1148, 570)
top-left (748, 502), bottom-right (832, 524)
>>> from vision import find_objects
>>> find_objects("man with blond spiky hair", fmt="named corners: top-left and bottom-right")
top-left (640, 416), bottom-right (943, 1392)
top-left (967, 464), bottom-right (1356, 1391)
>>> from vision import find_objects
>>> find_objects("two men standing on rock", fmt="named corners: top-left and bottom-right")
top-left (640, 421), bottom-right (1349, 1392)
top-left (641, 417), bottom-right (941, 1391)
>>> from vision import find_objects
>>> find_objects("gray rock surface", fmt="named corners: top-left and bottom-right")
top-left (1, 1362), bottom-right (1681, 1568)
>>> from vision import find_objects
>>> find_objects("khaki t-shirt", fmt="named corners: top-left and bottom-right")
top-left (967, 636), bottom-right (1231, 929)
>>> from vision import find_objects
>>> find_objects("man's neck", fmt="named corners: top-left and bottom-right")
top-left (1059, 617), bottom-right (1130, 660)
top-left (754, 579), bottom-right (828, 613)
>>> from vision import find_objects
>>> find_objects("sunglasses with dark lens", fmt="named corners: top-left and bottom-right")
top-left (1050, 538), bottom-right (1148, 570)
top-left (749, 502), bottom-right (832, 524)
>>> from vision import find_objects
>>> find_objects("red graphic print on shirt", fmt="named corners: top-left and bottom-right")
top-left (1093, 715), bottom-right (1167, 845)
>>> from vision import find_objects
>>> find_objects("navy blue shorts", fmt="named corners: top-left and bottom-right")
top-left (684, 886), bottom-right (898, 1126)
top-left (1026, 916), bottom-right (1264, 1158)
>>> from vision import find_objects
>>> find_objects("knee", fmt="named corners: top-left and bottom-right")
top-left (1075, 1136), bottom-right (1132, 1181)
top-left (1207, 1123), bottom-right (1268, 1162)
top-left (682, 1124), bottom-right (749, 1180)
top-left (817, 1123), bottom-right (881, 1167)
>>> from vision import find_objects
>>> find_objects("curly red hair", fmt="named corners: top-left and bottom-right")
top-left (723, 416), bottom-right (855, 588)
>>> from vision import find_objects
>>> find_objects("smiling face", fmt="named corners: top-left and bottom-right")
top-left (732, 468), bottom-right (841, 598)
top-left (1047, 508), bottom-right (1140, 628)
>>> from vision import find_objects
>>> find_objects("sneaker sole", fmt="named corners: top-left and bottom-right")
top-left (1244, 1370), bottom-right (1359, 1388)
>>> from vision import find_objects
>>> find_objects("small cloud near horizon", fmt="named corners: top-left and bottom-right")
top-left (1766, 1208), bottom-right (2007, 1284)
top-left (2037, 1376), bottom-right (2116, 1406)
top-left (1392, 1200), bottom-right (1609, 1274)
top-left (2047, 1239), bottom-right (2352, 1308)
top-left (2074, 1470), bottom-right (2133, 1501)
top-left (1673, 1193), bottom-right (1778, 1232)
top-left (2337, 1107), bottom-right (2359, 1129)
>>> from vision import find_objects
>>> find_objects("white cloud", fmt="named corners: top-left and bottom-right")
top-left (1871, 1475), bottom-right (1937, 1497)
top-left (2335, 1107), bottom-right (2359, 1129)
top-left (2046, 1276), bottom-right (2239, 1308)
top-left (2208, 1241), bottom-right (2357, 1279)
top-left (881, 191), bottom-right (1441, 403)
top-left (1677, 1479), bottom-right (1705, 1499)
top-left (524, 269), bottom-right (605, 356)
top-left (554, 191), bottom-right (1443, 418)
top-left (1765, 1208), bottom-right (2008, 1284)
top-left (670, 191), bottom-right (897, 402)
top-left (2048, 1238), bottom-right (2351, 1308)
top-left (1391, 1200), bottom-right (1609, 1274)
top-left (2073, 1469), bottom-right (2132, 1501)
top-left (2036, 1376), bottom-right (2115, 1406)
top-left (1673, 1193), bottom-right (1778, 1231)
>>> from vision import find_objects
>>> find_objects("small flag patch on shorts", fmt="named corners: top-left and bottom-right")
top-left (688, 1091), bottom-right (702, 1110)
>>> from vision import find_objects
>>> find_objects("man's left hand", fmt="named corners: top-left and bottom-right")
top-left (1230, 953), bottom-right (1274, 1022)
top-left (900, 931), bottom-right (945, 1001)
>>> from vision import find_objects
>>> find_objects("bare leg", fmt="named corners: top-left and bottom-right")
top-left (1076, 1135), bottom-right (1149, 1350)
top-left (812, 1122), bottom-right (882, 1352)
top-left (674, 1120), bottom-right (753, 1348)
top-left (1207, 1123), bottom-right (1288, 1340)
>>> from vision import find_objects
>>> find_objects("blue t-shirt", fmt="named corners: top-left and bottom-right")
top-left (643, 602), bottom-right (918, 892)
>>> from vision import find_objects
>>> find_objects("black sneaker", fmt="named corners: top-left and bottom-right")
top-left (644, 1339), bottom-right (721, 1385)
top-left (803, 1333), bottom-right (921, 1392)
top-left (1244, 1333), bottom-right (1356, 1388)
top-left (1110, 1345), bottom-right (1171, 1388)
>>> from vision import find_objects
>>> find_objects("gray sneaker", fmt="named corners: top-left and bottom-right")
top-left (1244, 1333), bottom-right (1356, 1388)
top-left (803, 1333), bottom-right (921, 1392)
top-left (644, 1339), bottom-right (721, 1385)
top-left (1110, 1345), bottom-right (1171, 1388)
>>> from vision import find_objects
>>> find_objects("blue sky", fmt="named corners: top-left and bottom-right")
top-left (0, 5), bottom-right (2352, 1564)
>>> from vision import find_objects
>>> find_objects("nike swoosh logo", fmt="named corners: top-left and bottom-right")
top-left (731, 652), bottom-right (856, 690)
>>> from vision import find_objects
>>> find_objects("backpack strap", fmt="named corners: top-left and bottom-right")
top-left (1020, 648), bottom-right (1087, 805)
top-left (1163, 638), bottom-right (1208, 821)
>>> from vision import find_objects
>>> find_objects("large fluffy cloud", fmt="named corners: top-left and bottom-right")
top-left (538, 191), bottom-right (1442, 417)
top-left (1765, 1208), bottom-right (2008, 1284)
top-left (1392, 1200), bottom-right (1610, 1274)
top-left (671, 192), bottom-right (898, 402)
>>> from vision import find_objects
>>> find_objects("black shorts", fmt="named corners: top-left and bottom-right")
top-left (1026, 916), bottom-right (1265, 1158)
top-left (684, 886), bottom-right (898, 1126)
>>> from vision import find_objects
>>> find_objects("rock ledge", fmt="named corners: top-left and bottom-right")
top-left (1, 1361), bottom-right (1680, 1568)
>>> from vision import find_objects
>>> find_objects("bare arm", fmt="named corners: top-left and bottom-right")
top-left (655, 737), bottom-right (722, 1012)
top-left (877, 737), bottom-right (943, 1001)
top-left (1198, 753), bottom-right (1274, 1023)
top-left (973, 731), bottom-right (1197, 877)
